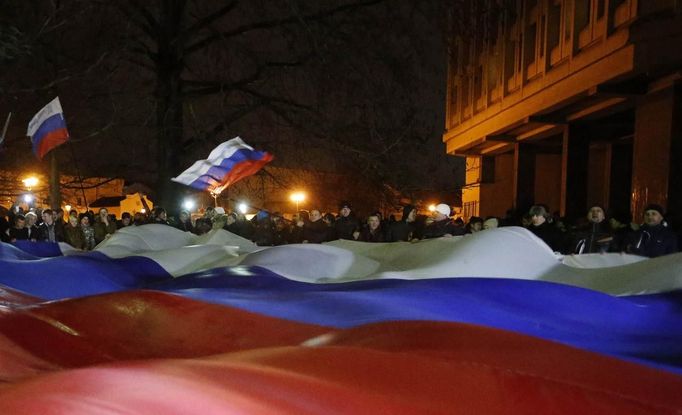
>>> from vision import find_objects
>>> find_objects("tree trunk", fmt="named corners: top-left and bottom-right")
top-left (155, 1), bottom-right (186, 213)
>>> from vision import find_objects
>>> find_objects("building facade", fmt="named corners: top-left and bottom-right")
top-left (444, 0), bottom-right (682, 223)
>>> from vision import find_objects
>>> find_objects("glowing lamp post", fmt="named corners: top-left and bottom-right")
top-left (22, 176), bottom-right (39, 191)
top-left (428, 204), bottom-right (436, 212)
top-left (290, 192), bottom-right (306, 212)
top-left (182, 199), bottom-right (196, 212)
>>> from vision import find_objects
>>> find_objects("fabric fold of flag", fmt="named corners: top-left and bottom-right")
top-left (26, 97), bottom-right (70, 160)
top-left (171, 137), bottom-right (273, 193)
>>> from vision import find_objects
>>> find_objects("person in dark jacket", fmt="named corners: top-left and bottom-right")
top-left (334, 201), bottom-right (359, 240)
top-left (422, 203), bottom-right (464, 239)
top-left (608, 210), bottom-right (636, 252)
top-left (151, 207), bottom-right (170, 225)
top-left (625, 204), bottom-right (678, 258)
top-left (357, 214), bottom-right (386, 242)
top-left (569, 205), bottom-right (615, 254)
top-left (303, 210), bottom-right (331, 243)
top-left (53, 208), bottom-right (66, 237)
top-left (387, 204), bottom-right (418, 242)
top-left (118, 212), bottom-right (133, 229)
top-left (175, 210), bottom-right (194, 233)
top-left (35, 209), bottom-right (64, 243)
top-left (251, 210), bottom-right (275, 246)
top-left (8, 214), bottom-right (29, 242)
top-left (322, 213), bottom-right (337, 240)
top-left (526, 205), bottom-right (564, 252)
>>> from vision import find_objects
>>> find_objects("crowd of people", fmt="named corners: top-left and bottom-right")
top-left (0, 199), bottom-right (679, 259)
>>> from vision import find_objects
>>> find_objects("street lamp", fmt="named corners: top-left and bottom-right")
top-left (22, 176), bottom-right (39, 191)
top-left (290, 192), bottom-right (306, 212)
top-left (238, 202), bottom-right (248, 214)
top-left (182, 199), bottom-right (196, 211)
top-left (428, 204), bottom-right (436, 212)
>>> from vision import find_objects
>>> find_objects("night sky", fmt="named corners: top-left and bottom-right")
top-left (0, 0), bottom-right (463, 204)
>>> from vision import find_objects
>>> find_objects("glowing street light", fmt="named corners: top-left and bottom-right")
top-left (290, 192), bottom-right (306, 212)
top-left (22, 176), bottom-right (39, 191)
top-left (238, 202), bottom-right (248, 214)
top-left (65, 204), bottom-right (72, 212)
top-left (428, 204), bottom-right (436, 212)
top-left (23, 194), bottom-right (34, 203)
top-left (182, 199), bottom-right (196, 211)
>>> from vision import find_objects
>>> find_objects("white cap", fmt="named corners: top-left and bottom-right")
top-left (214, 207), bottom-right (226, 214)
top-left (435, 203), bottom-right (450, 217)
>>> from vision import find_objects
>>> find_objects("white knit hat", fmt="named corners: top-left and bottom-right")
top-left (434, 203), bottom-right (451, 217)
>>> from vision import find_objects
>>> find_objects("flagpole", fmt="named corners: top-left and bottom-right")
top-left (49, 151), bottom-right (62, 209)
top-left (67, 142), bottom-right (88, 211)
top-left (0, 112), bottom-right (11, 146)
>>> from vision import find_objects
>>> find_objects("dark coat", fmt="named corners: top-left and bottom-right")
top-left (527, 221), bottom-right (565, 252)
top-left (9, 227), bottom-right (29, 241)
top-left (252, 221), bottom-right (276, 246)
top-left (334, 215), bottom-right (360, 240)
top-left (569, 221), bottom-right (614, 254)
top-left (224, 221), bottom-right (254, 239)
top-left (35, 222), bottom-right (64, 243)
top-left (358, 226), bottom-right (385, 243)
top-left (387, 221), bottom-right (415, 242)
top-left (303, 220), bottom-right (331, 243)
top-left (422, 219), bottom-right (464, 239)
top-left (25, 225), bottom-right (39, 241)
top-left (175, 220), bottom-right (194, 233)
top-left (625, 224), bottom-right (679, 258)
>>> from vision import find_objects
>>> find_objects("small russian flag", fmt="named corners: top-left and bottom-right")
top-left (172, 137), bottom-right (273, 193)
top-left (26, 97), bottom-right (70, 160)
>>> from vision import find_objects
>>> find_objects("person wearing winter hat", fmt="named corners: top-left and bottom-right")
top-left (422, 203), bottom-right (463, 239)
top-left (387, 204), bottom-right (420, 242)
top-left (624, 203), bottom-right (678, 257)
top-left (334, 201), bottom-right (359, 240)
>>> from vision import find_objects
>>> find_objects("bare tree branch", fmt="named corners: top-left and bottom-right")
top-left (184, 0), bottom-right (386, 56)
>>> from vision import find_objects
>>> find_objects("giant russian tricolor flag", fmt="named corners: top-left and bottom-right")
top-left (26, 97), bottom-right (70, 160)
top-left (1, 226), bottom-right (682, 413)
top-left (172, 137), bottom-right (273, 194)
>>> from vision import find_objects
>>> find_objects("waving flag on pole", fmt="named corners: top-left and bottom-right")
top-left (26, 97), bottom-right (70, 160)
top-left (172, 137), bottom-right (273, 193)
